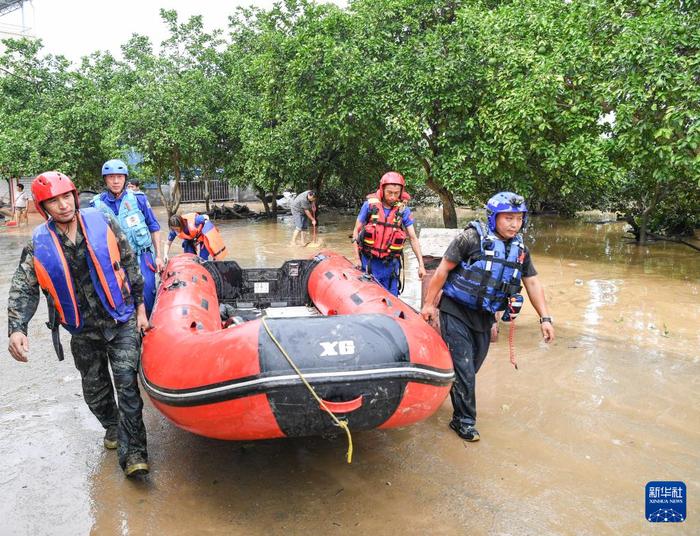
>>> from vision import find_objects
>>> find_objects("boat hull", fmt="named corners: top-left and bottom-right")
top-left (141, 252), bottom-right (454, 440)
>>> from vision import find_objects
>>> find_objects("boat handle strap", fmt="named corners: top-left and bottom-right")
top-left (319, 395), bottom-right (363, 414)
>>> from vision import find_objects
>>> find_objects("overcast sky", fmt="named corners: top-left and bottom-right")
top-left (1, 0), bottom-right (345, 63)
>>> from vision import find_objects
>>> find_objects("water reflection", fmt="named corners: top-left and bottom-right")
top-left (583, 279), bottom-right (622, 328)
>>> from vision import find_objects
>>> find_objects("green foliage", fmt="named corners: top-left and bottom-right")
top-left (0, 38), bottom-right (117, 188)
top-left (345, 0), bottom-right (483, 226)
top-left (222, 0), bottom-right (379, 211)
top-left (104, 11), bottom-right (227, 215)
top-left (0, 0), bottom-right (696, 236)
top-left (466, 0), bottom-right (616, 214)
top-left (650, 189), bottom-right (700, 236)
top-left (599, 0), bottom-right (700, 241)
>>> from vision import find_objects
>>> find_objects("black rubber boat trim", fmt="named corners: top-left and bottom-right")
top-left (140, 363), bottom-right (454, 407)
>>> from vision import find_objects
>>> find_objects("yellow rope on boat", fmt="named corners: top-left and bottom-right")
top-left (261, 316), bottom-right (354, 464)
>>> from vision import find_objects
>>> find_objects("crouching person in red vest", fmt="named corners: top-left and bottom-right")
top-left (7, 171), bottom-right (150, 478)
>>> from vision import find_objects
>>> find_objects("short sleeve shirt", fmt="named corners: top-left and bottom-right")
top-left (291, 191), bottom-right (314, 215)
top-left (356, 201), bottom-right (415, 227)
top-left (439, 225), bottom-right (537, 332)
top-left (14, 191), bottom-right (28, 208)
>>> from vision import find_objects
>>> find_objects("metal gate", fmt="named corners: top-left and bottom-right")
top-left (178, 180), bottom-right (232, 202)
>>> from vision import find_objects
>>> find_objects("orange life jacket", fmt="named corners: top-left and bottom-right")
top-left (33, 208), bottom-right (133, 333)
top-left (360, 191), bottom-right (408, 260)
top-left (179, 213), bottom-right (228, 260)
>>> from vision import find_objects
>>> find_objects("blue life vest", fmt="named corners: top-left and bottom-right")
top-left (442, 221), bottom-right (525, 313)
top-left (32, 208), bottom-right (135, 333)
top-left (93, 190), bottom-right (153, 255)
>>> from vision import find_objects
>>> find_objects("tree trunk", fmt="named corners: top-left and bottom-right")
top-left (254, 184), bottom-right (270, 214)
top-left (312, 172), bottom-right (325, 199)
top-left (417, 151), bottom-right (457, 228)
top-left (157, 176), bottom-right (182, 219)
top-left (270, 176), bottom-right (283, 216)
top-left (156, 171), bottom-right (179, 219)
top-left (310, 148), bottom-right (336, 197)
top-left (204, 173), bottom-right (211, 214)
top-left (170, 149), bottom-right (182, 217)
top-left (156, 176), bottom-right (168, 213)
top-left (169, 182), bottom-right (182, 217)
top-left (638, 213), bottom-right (649, 246)
top-left (623, 213), bottom-right (641, 242)
top-left (6, 178), bottom-right (16, 214)
top-left (637, 182), bottom-right (662, 246)
top-left (424, 174), bottom-right (457, 228)
top-left (269, 185), bottom-right (279, 216)
top-left (435, 185), bottom-right (458, 228)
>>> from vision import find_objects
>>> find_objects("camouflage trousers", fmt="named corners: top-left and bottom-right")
top-left (70, 316), bottom-right (148, 469)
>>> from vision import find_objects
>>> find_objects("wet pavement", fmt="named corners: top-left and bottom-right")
top-left (1, 205), bottom-right (698, 535)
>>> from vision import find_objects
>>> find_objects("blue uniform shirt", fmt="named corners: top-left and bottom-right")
top-left (91, 191), bottom-right (161, 232)
top-left (356, 200), bottom-right (414, 227)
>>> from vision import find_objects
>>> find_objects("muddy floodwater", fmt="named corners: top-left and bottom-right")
top-left (1, 204), bottom-right (698, 535)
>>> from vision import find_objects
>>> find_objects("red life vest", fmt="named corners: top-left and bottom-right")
top-left (32, 208), bottom-right (134, 333)
top-left (179, 213), bottom-right (228, 260)
top-left (360, 191), bottom-right (408, 260)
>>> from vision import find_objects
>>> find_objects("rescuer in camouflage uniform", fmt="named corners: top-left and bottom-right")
top-left (7, 171), bottom-right (150, 478)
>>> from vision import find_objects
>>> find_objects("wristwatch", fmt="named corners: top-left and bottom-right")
top-left (539, 316), bottom-right (553, 325)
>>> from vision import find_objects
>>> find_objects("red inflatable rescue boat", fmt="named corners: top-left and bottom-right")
top-left (140, 251), bottom-right (454, 440)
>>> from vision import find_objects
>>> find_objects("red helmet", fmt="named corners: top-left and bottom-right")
top-left (31, 171), bottom-right (79, 220)
top-left (379, 171), bottom-right (405, 189)
top-left (376, 171), bottom-right (410, 202)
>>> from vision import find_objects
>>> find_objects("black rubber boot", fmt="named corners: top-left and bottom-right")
top-left (124, 453), bottom-right (150, 478)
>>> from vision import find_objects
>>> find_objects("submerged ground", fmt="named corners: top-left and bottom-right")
top-left (1, 204), bottom-right (698, 535)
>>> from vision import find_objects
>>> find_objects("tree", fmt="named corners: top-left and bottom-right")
top-left (348, 0), bottom-right (481, 227)
top-left (0, 38), bottom-right (73, 180)
top-left (466, 0), bottom-right (613, 214)
top-left (0, 38), bottom-right (118, 187)
top-left (601, 0), bottom-right (700, 243)
top-left (108, 11), bottom-right (224, 218)
top-left (1, 0), bottom-right (697, 238)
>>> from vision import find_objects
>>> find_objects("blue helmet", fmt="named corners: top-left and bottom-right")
top-left (486, 191), bottom-right (528, 232)
top-left (101, 159), bottom-right (129, 178)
